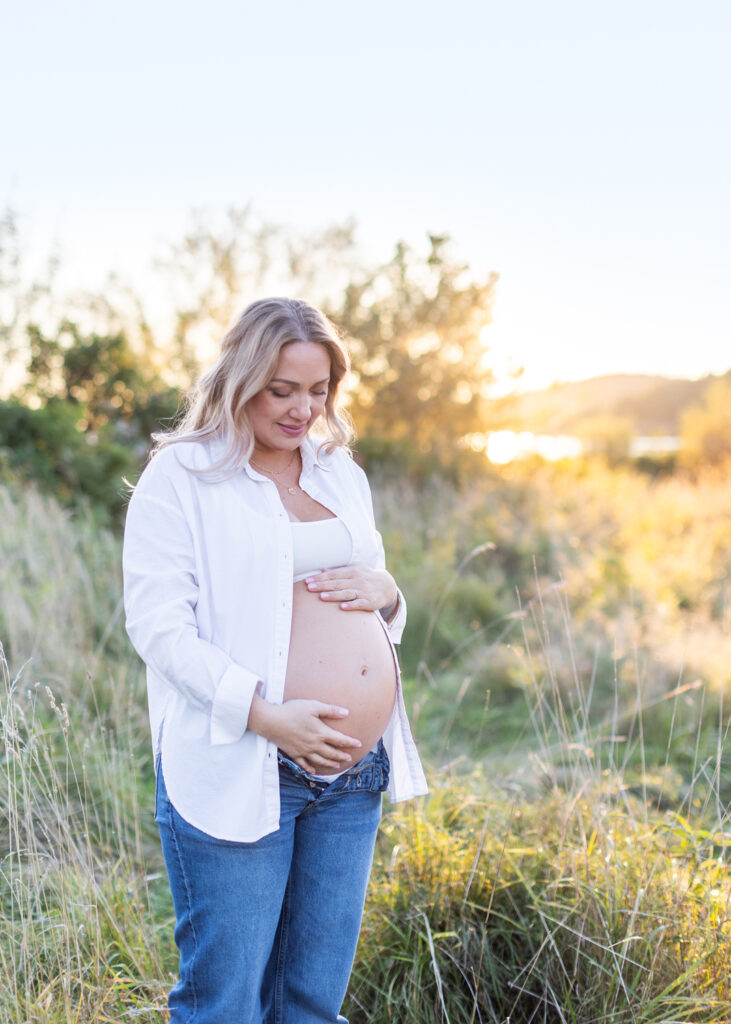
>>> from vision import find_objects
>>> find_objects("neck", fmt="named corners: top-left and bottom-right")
top-left (251, 447), bottom-right (300, 474)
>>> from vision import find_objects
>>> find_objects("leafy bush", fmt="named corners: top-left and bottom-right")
top-left (0, 398), bottom-right (138, 519)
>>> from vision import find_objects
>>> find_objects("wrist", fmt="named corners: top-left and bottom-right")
top-left (247, 691), bottom-right (281, 743)
top-left (380, 590), bottom-right (400, 624)
top-left (382, 572), bottom-right (397, 608)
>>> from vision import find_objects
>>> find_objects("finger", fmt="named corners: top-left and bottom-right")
top-left (319, 588), bottom-right (370, 606)
top-left (311, 751), bottom-right (351, 770)
top-left (305, 574), bottom-right (348, 592)
top-left (300, 748), bottom-right (351, 772)
top-left (307, 573), bottom-right (368, 594)
top-left (321, 725), bottom-right (362, 750)
top-left (306, 566), bottom-right (361, 585)
top-left (308, 581), bottom-right (358, 598)
top-left (313, 703), bottom-right (349, 719)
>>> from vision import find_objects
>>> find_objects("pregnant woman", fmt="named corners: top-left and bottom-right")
top-left (123, 297), bottom-right (427, 1023)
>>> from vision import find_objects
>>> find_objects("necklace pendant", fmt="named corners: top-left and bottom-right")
top-left (288, 486), bottom-right (297, 494)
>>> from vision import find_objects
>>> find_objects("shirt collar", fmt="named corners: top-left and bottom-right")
top-left (300, 435), bottom-right (334, 476)
top-left (241, 434), bottom-right (334, 482)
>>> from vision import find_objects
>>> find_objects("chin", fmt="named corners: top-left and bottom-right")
top-left (259, 429), bottom-right (309, 451)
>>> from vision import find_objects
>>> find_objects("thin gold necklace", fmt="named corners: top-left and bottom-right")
top-left (250, 450), bottom-right (300, 494)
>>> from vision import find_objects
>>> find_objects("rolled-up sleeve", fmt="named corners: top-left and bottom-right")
top-left (123, 484), bottom-right (260, 746)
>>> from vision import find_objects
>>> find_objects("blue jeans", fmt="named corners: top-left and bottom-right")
top-left (155, 744), bottom-right (390, 1023)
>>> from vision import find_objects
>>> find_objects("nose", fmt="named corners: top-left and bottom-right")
top-left (290, 394), bottom-right (313, 420)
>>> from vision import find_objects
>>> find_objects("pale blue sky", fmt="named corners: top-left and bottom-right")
top-left (3, 0), bottom-right (729, 389)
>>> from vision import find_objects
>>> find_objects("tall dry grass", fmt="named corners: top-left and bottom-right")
top-left (1, 650), bottom-right (170, 1022)
top-left (347, 574), bottom-right (730, 1022)
top-left (0, 483), bottom-right (170, 1022)
top-left (1, 465), bottom-right (729, 1023)
top-left (375, 461), bottom-right (730, 807)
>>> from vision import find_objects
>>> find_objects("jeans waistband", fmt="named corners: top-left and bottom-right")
top-left (277, 740), bottom-right (390, 794)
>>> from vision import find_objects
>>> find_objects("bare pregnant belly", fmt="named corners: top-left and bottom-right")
top-left (283, 580), bottom-right (397, 764)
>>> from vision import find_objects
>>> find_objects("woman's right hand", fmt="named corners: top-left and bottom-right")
top-left (247, 694), bottom-right (361, 773)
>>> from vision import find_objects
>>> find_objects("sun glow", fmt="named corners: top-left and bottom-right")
top-left (486, 431), bottom-right (584, 464)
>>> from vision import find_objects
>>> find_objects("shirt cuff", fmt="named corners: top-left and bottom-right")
top-left (210, 664), bottom-right (262, 746)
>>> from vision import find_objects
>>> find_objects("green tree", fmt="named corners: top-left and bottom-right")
top-left (0, 397), bottom-right (137, 514)
top-left (22, 319), bottom-right (176, 434)
top-left (158, 212), bottom-right (502, 461)
top-left (156, 206), bottom-right (361, 370)
top-left (4, 208), bottom-right (506, 510)
top-left (328, 235), bottom-right (498, 458)
top-left (1, 318), bottom-right (179, 517)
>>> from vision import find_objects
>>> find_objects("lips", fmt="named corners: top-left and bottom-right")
top-left (278, 423), bottom-right (307, 436)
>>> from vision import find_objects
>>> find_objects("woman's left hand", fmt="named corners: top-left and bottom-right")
top-left (305, 564), bottom-right (397, 612)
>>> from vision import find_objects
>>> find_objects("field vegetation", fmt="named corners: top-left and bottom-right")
top-left (1, 207), bottom-right (729, 1020)
top-left (1, 455), bottom-right (729, 1023)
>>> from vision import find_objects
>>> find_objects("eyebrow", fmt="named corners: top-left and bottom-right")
top-left (269, 377), bottom-right (330, 386)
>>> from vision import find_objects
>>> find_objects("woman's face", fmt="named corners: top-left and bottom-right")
top-left (248, 341), bottom-right (332, 456)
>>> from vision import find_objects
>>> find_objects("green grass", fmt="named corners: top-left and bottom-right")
top-left (350, 776), bottom-right (730, 1023)
top-left (1, 466), bottom-right (729, 1023)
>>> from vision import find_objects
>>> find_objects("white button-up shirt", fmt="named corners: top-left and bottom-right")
top-left (122, 435), bottom-right (427, 841)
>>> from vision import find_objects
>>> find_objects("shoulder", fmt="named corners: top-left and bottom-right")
top-left (318, 443), bottom-right (369, 485)
top-left (132, 439), bottom-right (218, 502)
top-left (148, 438), bottom-right (219, 476)
top-left (319, 446), bottom-right (376, 513)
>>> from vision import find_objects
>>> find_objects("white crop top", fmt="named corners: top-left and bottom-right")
top-left (291, 517), bottom-right (353, 582)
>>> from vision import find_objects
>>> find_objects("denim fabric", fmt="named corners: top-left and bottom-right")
top-left (155, 743), bottom-right (389, 1023)
top-left (275, 740), bottom-right (390, 794)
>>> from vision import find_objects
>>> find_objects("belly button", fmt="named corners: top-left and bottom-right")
top-left (360, 666), bottom-right (368, 676)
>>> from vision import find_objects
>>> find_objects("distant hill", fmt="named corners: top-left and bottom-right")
top-left (504, 370), bottom-right (731, 435)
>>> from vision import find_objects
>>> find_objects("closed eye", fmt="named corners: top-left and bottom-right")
top-left (269, 389), bottom-right (328, 398)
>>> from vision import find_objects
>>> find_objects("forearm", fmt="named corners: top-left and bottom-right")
top-left (247, 691), bottom-right (283, 744)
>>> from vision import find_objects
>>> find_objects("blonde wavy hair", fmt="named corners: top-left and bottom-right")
top-left (152, 297), bottom-right (355, 474)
